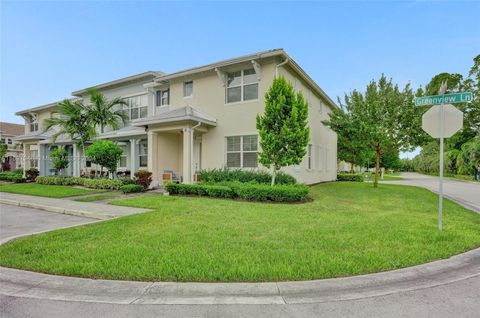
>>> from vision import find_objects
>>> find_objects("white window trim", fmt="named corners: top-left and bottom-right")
top-left (155, 89), bottom-right (170, 107)
top-left (225, 134), bottom-right (258, 169)
top-left (225, 68), bottom-right (259, 104)
top-left (183, 81), bottom-right (193, 98)
top-left (123, 94), bottom-right (148, 121)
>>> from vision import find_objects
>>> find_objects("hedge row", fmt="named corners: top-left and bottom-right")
top-left (35, 176), bottom-right (124, 190)
top-left (165, 182), bottom-right (309, 202)
top-left (0, 170), bottom-right (25, 183)
top-left (337, 174), bottom-right (365, 182)
top-left (198, 169), bottom-right (297, 185)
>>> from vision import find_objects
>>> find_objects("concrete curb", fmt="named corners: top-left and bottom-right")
top-left (1, 246), bottom-right (478, 305)
top-left (0, 198), bottom-right (113, 220)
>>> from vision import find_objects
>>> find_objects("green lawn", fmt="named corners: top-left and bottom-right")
top-left (0, 182), bottom-right (479, 282)
top-left (0, 183), bottom-right (99, 198)
top-left (74, 193), bottom-right (120, 202)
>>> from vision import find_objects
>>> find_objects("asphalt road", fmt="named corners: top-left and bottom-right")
top-left (1, 200), bottom-right (479, 318)
top-left (388, 172), bottom-right (480, 212)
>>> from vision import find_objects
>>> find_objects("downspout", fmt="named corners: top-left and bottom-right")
top-left (275, 58), bottom-right (289, 77)
top-left (191, 121), bottom-right (201, 183)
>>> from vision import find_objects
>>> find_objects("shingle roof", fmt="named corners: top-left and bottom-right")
top-left (0, 122), bottom-right (25, 136)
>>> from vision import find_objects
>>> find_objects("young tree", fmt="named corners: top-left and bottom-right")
top-left (50, 147), bottom-right (69, 175)
top-left (85, 140), bottom-right (123, 177)
top-left (256, 76), bottom-right (309, 185)
top-left (86, 89), bottom-right (129, 133)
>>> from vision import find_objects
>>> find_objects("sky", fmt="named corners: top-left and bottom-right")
top-left (1, 1), bottom-right (479, 157)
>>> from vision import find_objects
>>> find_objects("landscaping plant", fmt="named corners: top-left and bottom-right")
top-left (25, 168), bottom-right (39, 182)
top-left (85, 140), bottom-right (123, 176)
top-left (134, 170), bottom-right (152, 189)
top-left (256, 76), bottom-right (309, 185)
top-left (50, 147), bottom-right (69, 175)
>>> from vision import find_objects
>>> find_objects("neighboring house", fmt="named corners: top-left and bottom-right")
top-left (14, 49), bottom-right (338, 185)
top-left (0, 122), bottom-right (24, 171)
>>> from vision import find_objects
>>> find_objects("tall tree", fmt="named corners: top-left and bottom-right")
top-left (86, 89), bottom-right (128, 133)
top-left (323, 99), bottom-right (369, 172)
top-left (329, 75), bottom-right (421, 187)
top-left (256, 76), bottom-right (309, 185)
top-left (44, 99), bottom-right (95, 171)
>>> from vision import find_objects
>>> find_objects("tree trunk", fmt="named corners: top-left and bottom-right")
top-left (350, 162), bottom-right (354, 174)
top-left (374, 144), bottom-right (380, 188)
top-left (271, 166), bottom-right (277, 186)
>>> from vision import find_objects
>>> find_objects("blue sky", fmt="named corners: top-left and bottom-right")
top-left (1, 1), bottom-right (479, 134)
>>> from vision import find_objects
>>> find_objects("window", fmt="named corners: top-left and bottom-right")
top-left (226, 68), bottom-right (258, 103)
top-left (156, 89), bottom-right (169, 107)
top-left (307, 144), bottom-right (312, 170)
top-left (119, 145), bottom-right (127, 168)
top-left (183, 81), bottom-right (193, 97)
top-left (124, 95), bottom-right (148, 120)
top-left (7, 138), bottom-right (12, 145)
top-left (139, 141), bottom-right (148, 167)
top-left (29, 114), bottom-right (39, 132)
top-left (226, 135), bottom-right (258, 168)
top-left (30, 150), bottom-right (38, 168)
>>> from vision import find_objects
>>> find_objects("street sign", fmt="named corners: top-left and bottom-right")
top-left (415, 92), bottom-right (473, 106)
top-left (422, 104), bottom-right (463, 138)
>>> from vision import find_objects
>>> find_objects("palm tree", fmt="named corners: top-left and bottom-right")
top-left (44, 99), bottom-right (96, 174)
top-left (86, 88), bottom-right (128, 133)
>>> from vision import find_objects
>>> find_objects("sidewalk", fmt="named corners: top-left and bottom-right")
top-left (1, 247), bottom-right (478, 305)
top-left (0, 192), bottom-right (150, 220)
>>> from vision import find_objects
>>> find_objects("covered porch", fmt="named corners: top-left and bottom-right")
top-left (133, 106), bottom-right (216, 186)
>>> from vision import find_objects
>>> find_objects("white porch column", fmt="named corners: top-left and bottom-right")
top-left (129, 138), bottom-right (137, 179)
top-left (147, 131), bottom-right (159, 187)
top-left (22, 144), bottom-right (30, 177)
top-left (182, 128), bottom-right (192, 184)
top-left (72, 144), bottom-right (80, 177)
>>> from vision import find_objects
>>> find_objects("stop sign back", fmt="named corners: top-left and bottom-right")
top-left (422, 104), bottom-right (463, 138)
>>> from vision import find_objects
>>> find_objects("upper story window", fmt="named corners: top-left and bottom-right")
top-left (226, 135), bottom-right (258, 168)
top-left (124, 95), bottom-right (148, 120)
top-left (183, 81), bottom-right (193, 97)
top-left (226, 68), bottom-right (258, 103)
top-left (29, 114), bottom-right (39, 132)
top-left (6, 138), bottom-right (12, 145)
top-left (156, 89), bottom-right (170, 107)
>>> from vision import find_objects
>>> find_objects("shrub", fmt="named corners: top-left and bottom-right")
top-left (337, 173), bottom-right (364, 182)
top-left (35, 176), bottom-right (123, 190)
top-left (50, 147), bottom-right (69, 174)
top-left (165, 182), bottom-right (308, 202)
top-left (12, 175), bottom-right (26, 183)
top-left (120, 177), bottom-right (136, 185)
top-left (25, 168), bottom-right (39, 182)
top-left (120, 184), bottom-right (144, 193)
top-left (199, 168), bottom-right (296, 185)
top-left (85, 140), bottom-right (123, 174)
top-left (0, 170), bottom-right (23, 182)
top-left (134, 170), bottom-right (152, 189)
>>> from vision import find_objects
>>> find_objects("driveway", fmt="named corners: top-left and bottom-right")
top-left (0, 204), bottom-right (96, 241)
top-left (387, 172), bottom-right (480, 212)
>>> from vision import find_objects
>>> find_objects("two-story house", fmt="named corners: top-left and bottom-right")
top-left (14, 49), bottom-right (338, 185)
top-left (0, 122), bottom-right (24, 171)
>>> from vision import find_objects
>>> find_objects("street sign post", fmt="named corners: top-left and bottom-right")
top-left (415, 92), bottom-right (473, 106)
top-left (418, 86), bottom-right (469, 230)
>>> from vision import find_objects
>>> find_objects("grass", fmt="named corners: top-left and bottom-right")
top-left (0, 183), bottom-right (99, 198)
top-left (0, 182), bottom-right (478, 282)
top-left (74, 193), bottom-right (120, 202)
top-left (381, 174), bottom-right (403, 181)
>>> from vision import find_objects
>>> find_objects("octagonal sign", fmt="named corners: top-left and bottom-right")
top-left (422, 104), bottom-right (463, 138)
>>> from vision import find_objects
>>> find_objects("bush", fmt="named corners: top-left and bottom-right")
top-left (119, 177), bottom-right (136, 185)
top-left (120, 184), bottom-right (144, 193)
top-left (134, 170), bottom-right (152, 189)
top-left (0, 170), bottom-right (23, 182)
top-left (12, 175), bottom-right (26, 183)
top-left (337, 173), bottom-right (364, 182)
top-left (25, 168), bottom-right (39, 182)
top-left (199, 168), bottom-right (296, 185)
top-left (35, 176), bottom-right (123, 190)
top-left (85, 140), bottom-right (123, 174)
top-left (165, 182), bottom-right (308, 202)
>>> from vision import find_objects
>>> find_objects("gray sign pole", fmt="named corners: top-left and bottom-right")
top-left (438, 104), bottom-right (444, 230)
